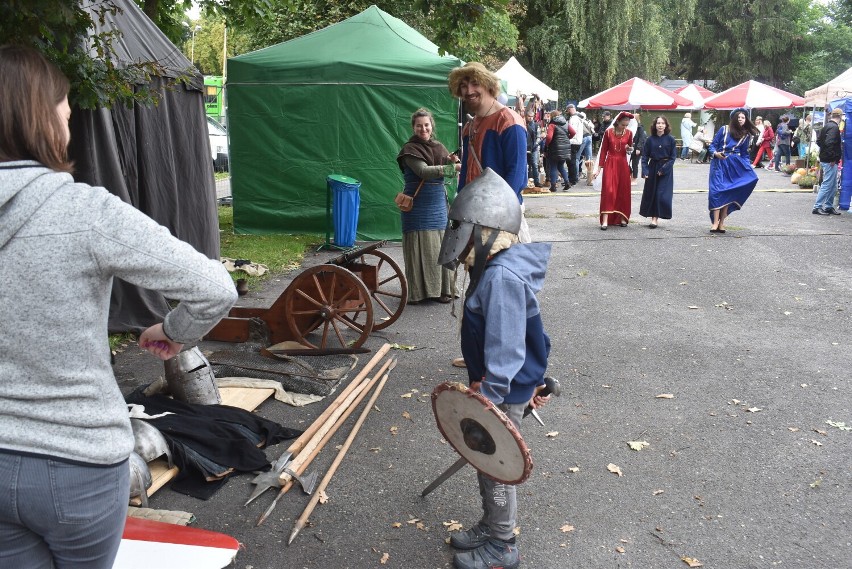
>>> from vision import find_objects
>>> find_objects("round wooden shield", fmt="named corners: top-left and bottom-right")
top-left (431, 382), bottom-right (533, 485)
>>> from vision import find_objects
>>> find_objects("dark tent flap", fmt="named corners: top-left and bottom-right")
top-left (70, 0), bottom-right (220, 332)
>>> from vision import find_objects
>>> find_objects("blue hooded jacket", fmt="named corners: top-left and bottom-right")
top-left (461, 242), bottom-right (552, 405)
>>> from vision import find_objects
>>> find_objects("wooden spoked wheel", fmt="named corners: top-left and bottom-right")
top-left (354, 250), bottom-right (407, 330)
top-left (284, 265), bottom-right (374, 349)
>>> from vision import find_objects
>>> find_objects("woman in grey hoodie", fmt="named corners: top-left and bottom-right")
top-left (0, 45), bottom-right (237, 568)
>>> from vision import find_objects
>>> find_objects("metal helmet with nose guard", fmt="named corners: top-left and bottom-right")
top-left (438, 168), bottom-right (522, 293)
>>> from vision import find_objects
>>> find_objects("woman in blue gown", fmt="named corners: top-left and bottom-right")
top-left (707, 109), bottom-right (759, 233)
top-left (639, 116), bottom-right (677, 228)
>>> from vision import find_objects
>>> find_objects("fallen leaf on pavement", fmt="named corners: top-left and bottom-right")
top-left (811, 440), bottom-right (823, 446)
top-left (380, 552), bottom-right (390, 564)
top-left (826, 420), bottom-right (851, 431)
top-left (814, 429), bottom-right (827, 436)
top-left (653, 489), bottom-right (664, 496)
top-left (615, 546), bottom-right (625, 553)
top-left (747, 407), bottom-right (762, 413)
top-left (391, 522), bottom-right (402, 528)
top-left (513, 527), bottom-right (521, 536)
top-left (681, 556), bottom-right (703, 567)
top-left (607, 463), bottom-right (623, 477)
top-left (390, 343), bottom-right (416, 350)
top-left (567, 466), bottom-right (580, 473)
top-left (627, 440), bottom-right (650, 451)
top-left (787, 427), bottom-right (799, 432)
top-left (546, 431), bottom-right (559, 438)
top-left (560, 524), bottom-right (575, 533)
top-left (656, 394), bottom-right (674, 399)
top-left (416, 522), bottom-right (425, 530)
top-left (402, 411), bottom-right (412, 421)
top-left (407, 518), bottom-right (420, 525)
top-left (389, 426), bottom-right (399, 435)
top-left (443, 520), bottom-right (463, 532)
top-left (318, 490), bottom-right (328, 504)
top-left (400, 392), bottom-right (413, 399)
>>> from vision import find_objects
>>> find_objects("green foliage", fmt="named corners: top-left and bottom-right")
top-left (797, 174), bottom-right (816, 188)
top-left (788, 0), bottom-right (852, 95)
top-left (523, 0), bottom-right (696, 99)
top-left (218, 206), bottom-right (319, 286)
top-left (0, 0), bottom-right (180, 109)
top-left (679, 0), bottom-right (812, 88)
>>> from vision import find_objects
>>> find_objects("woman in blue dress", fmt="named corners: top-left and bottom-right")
top-left (707, 109), bottom-right (759, 233)
top-left (396, 108), bottom-right (460, 303)
top-left (639, 116), bottom-right (677, 228)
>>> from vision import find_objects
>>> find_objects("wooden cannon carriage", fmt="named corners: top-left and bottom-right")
top-left (206, 242), bottom-right (407, 349)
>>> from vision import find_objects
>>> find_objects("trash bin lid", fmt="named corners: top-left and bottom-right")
top-left (327, 174), bottom-right (360, 185)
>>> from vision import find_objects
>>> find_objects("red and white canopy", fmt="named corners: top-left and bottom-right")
top-left (703, 80), bottom-right (805, 110)
top-left (578, 77), bottom-right (693, 110)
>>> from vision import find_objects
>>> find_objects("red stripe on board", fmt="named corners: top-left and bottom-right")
top-left (122, 518), bottom-right (240, 550)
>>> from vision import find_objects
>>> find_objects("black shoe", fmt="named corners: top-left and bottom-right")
top-left (813, 208), bottom-right (830, 215)
top-left (823, 207), bottom-right (842, 215)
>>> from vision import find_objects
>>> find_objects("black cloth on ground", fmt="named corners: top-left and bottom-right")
top-left (125, 391), bottom-right (302, 499)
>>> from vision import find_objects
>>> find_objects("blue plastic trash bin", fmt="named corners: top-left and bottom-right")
top-left (327, 174), bottom-right (360, 248)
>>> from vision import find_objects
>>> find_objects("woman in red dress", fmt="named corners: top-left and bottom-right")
top-left (593, 111), bottom-right (634, 229)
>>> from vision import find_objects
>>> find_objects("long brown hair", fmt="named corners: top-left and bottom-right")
top-left (0, 45), bottom-right (73, 172)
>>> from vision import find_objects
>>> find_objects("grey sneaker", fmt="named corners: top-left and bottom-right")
top-left (450, 523), bottom-right (491, 550)
top-left (453, 538), bottom-right (519, 569)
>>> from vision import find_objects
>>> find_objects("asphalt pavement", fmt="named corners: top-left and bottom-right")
top-left (115, 161), bottom-right (851, 569)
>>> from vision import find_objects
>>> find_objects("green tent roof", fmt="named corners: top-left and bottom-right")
top-left (230, 5), bottom-right (459, 85)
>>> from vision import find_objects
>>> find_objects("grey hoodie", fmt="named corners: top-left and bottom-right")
top-left (0, 161), bottom-right (237, 465)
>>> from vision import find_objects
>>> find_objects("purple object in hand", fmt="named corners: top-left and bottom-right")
top-left (148, 340), bottom-right (170, 351)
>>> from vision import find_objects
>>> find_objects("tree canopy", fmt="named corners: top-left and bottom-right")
top-left (3, 0), bottom-right (850, 109)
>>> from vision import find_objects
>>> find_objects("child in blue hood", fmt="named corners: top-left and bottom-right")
top-left (437, 168), bottom-right (552, 569)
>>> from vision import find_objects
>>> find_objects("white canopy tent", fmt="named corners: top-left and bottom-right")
top-left (804, 67), bottom-right (852, 107)
top-left (495, 56), bottom-right (558, 103)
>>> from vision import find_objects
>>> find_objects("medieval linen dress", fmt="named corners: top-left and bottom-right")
top-left (598, 127), bottom-right (634, 225)
top-left (707, 126), bottom-right (758, 218)
top-left (396, 136), bottom-right (454, 303)
top-left (639, 133), bottom-right (677, 219)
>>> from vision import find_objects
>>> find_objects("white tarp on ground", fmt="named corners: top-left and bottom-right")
top-left (495, 56), bottom-right (558, 103)
top-left (805, 67), bottom-right (852, 107)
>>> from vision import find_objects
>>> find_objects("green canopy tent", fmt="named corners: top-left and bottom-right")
top-left (227, 5), bottom-right (463, 240)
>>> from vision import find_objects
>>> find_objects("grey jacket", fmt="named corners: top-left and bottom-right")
top-left (0, 161), bottom-right (237, 465)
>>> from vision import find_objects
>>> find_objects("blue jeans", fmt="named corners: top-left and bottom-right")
top-left (773, 144), bottom-right (791, 169)
top-left (577, 136), bottom-right (592, 175)
top-left (527, 149), bottom-right (541, 186)
top-left (680, 144), bottom-right (690, 159)
top-left (0, 452), bottom-right (129, 569)
top-left (548, 157), bottom-right (569, 190)
top-left (813, 162), bottom-right (839, 211)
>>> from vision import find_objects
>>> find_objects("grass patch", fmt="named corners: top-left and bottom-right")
top-left (525, 212), bottom-right (547, 219)
top-left (218, 206), bottom-right (320, 287)
top-left (556, 211), bottom-right (582, 220)
top-left (109, 332), bottom-right (136, 352)
top-left (214, 172), bottom-right (230, 181)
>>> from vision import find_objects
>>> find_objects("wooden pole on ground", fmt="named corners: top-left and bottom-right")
top-left (287, 359), bottom-right (396, 544)
top-left (286, 343), bottom-right (391, 456)
top-left (255, 351), bottom-right (393, 526)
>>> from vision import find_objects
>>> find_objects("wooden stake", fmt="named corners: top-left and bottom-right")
top-left (255, 352), bottom-right (393, 526)
top-left (286, 343), bottom-right (391, 456)
top-left (287, 358), bottom-right (396, 544)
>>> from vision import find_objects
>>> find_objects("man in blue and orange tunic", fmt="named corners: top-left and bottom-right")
top-left (448, 62), bottom-right (529, 243)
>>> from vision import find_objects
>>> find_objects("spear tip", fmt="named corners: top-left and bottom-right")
top-left (288, 520), bottom-right (305, 545)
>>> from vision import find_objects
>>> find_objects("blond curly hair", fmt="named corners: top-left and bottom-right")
top-left (448, 62), bottom-right (500, 98)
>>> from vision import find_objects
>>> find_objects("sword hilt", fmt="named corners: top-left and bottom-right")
top-left (523, 376), bottom-right (560, 419)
